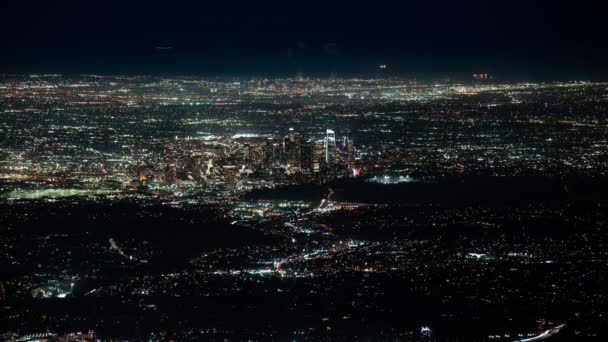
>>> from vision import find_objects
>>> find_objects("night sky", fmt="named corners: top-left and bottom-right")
top-left (1, 0), bottom-right (606, 79)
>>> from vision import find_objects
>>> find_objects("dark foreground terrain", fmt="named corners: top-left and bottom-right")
top-left (1, 176), bottom-right (607, 341)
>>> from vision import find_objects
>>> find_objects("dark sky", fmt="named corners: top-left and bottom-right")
top-left (1, 0), bottom-right (606, 79)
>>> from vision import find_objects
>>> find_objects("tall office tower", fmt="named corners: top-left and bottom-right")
top-left (312, 139), bottom-right (326, 173)
top-left (324, 129), bottom-right (337, 165)
top-left (284, 128), bottom-right (302, 167)
top-left (264, 139), bottom-right (276, 168)
top-left (264, 139), bottom-right (274, 168)
top-left (300, 140), bottom-right (313, 172)
top-left (272, 142), bottom-right (282, 166)
top-left (205, 159), bottom-right (214, 176)
top-left (346, 137), bottom-right (355, 163)
top-left (282, 133), bottom-right (292, 165)
top-left (341, 136), bottom-right (348, 149)
top-left (243, 143), bottom-right (252, 163)
top-left (264, 138), bottom-right (282, 168)
top-left (294, 133), bottom-right (303, 166)
top-left (137, 165), bottom-right (147, 183)
top-left (337, 136), bottom-right (354, 163)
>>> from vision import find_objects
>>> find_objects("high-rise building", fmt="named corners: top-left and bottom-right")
top-left (300, 140), bottom-right (313, 172)
top-left (137, 165), bottom-right (147, 183)
top-left (243, 143), bottom-right (252, 163)
top-left (283, 128), bottom-right (302, 167)
top-left (264, 138), bottom-right (281, 168)
top-left (324, 129), bottom-right (336, 165)
top-left (345, 137), bottom-right (355, 163)
top-left (312, 139), bottom-right (325, 173)
top-left (205, 159), bottom-right (214, 176)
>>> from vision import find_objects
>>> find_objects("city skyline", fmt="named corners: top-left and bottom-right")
top-left (1, 1), bottom-right (607, 341)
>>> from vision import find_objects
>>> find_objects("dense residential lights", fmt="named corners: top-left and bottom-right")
top-left (1, 0), bottom-right (605, 338)
top-left (1, 74), bottom-right (607, 341)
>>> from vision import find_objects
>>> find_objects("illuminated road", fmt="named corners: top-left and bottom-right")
top-left (515, 324), bottom-right (565, 342)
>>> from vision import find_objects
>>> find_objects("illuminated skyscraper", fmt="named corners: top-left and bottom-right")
top-left (300, 140), bottom-right (313, 172)
top-left (137, 165), bottom-right (147, 183)
top-left (264, 138), bottom-right (281, 168)
top-left (343, 136), bottom-right (355, 163)
top-left (324, 129), bottom-right (336, 165)
top-left (243, 143), bottom-right (252, 163)
top-left (312, 139), bottom-right (325, 173)
top-left (284, 128), bottom-right (302, 167)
